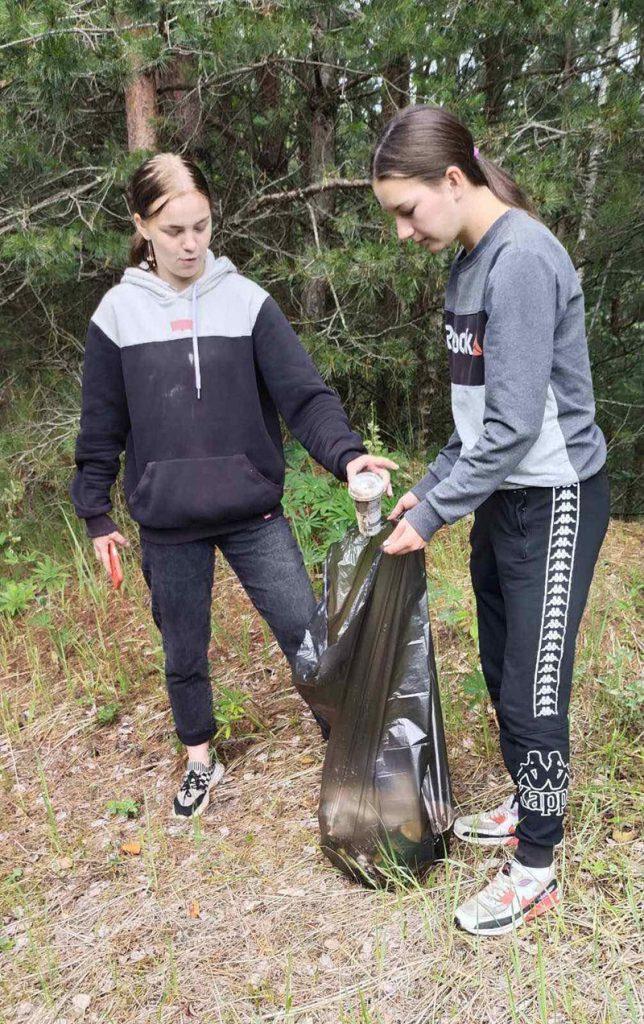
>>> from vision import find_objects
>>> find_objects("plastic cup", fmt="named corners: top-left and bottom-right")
top-left (348, 471), bottom-right (386, 536)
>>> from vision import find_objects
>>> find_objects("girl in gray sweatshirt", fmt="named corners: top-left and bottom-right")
top-left (371, 105), bottom-right (609, 937)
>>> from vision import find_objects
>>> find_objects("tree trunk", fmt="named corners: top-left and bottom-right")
top-left (255, 62), bottom-right (288, 176)
top-left (158, 54), bottom-right (201, 153)
top-left (381, 56), bottom-right (409, 125)
top-left (302, 14), bottom-right (337, 322)
top-left (121, 23), bottom-right (158, 152)
top-left (576, 5), bottom-right (623, 280)
top-left (125, 73), bottom-right (157, 152)
top-left (480, 36), bottom-right (505, 124)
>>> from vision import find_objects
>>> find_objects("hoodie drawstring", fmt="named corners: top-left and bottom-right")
top-left (120, 252), bottom-right (237, 402)
top-left (191, 284), bottom-right (202, 400)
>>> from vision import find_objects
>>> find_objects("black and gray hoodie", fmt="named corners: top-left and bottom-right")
top-left (405, 209), bottom-right (607, 541)
top-left (70, 251), bottom-right (366, 543)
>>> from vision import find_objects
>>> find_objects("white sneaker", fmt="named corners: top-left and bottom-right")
top-left (455, 858), bottom-right (559, 936)
top-left (173, 760), bottom-right (225, 818)
top-left (453, 791), bottom-right (519, 847)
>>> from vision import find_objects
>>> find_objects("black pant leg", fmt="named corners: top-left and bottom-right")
top-left (491, 469), bottom-right (610, 867)
top-left (217, 516), bottom-right (327, 737)
top-left (217, 515), bottom-right (317, 667)
top-left (141, 538), bottom-right (217, 747)
top-left (470, 496), bottom-right (508, 722)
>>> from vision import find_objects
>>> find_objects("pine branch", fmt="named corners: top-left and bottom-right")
top-left (231, 179), bottom-right (371, 222)
top-left (0, 23), bottom-right (161, 52)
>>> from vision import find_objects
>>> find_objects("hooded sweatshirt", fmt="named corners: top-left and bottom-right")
top-left (70, 251), bottom-right (366, 543)
top-left (404, 209), bottom-right (607, 542)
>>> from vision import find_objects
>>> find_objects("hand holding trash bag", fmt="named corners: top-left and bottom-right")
top-left (388, 490), bottom-right (420, 519)
top-left (382, 517), bottom-right (426, 556)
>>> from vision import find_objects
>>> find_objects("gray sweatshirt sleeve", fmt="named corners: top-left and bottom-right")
top-left (405, 249), bottom-right (557, 541)
top-left (410, 428), bottom-right (463, 501)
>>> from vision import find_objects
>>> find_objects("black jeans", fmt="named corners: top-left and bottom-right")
top-left (140, 515), bottom-right (317, 746)
top-left (470, 467), bottom-right (610, 868)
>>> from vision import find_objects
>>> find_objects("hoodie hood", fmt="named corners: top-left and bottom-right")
top-left (120, 249), bottom-right (237, 302)
top-left (120, 250), bottom-right (237, 399)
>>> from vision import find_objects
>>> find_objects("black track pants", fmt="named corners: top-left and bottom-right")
top-left (470, 467), bottom-right (610, 867)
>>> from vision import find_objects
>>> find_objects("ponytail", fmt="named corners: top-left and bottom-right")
top-left (474, 152), bottom-right (537, 216)
top-left (372, 105), bottom-right (538, 217)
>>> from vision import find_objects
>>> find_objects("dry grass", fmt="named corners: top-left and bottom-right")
top-left (0, 519), bottom-right (642, 1024)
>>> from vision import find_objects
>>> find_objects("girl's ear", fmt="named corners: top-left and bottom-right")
top-left (133, 212), bottom-right (149, 240)
top-left (444, 164), bottom-right (467, 201)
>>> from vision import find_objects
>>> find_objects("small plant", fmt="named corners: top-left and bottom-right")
top-left (0, 578), bottom-right (37, 616)
top-left (598, 643), bottom-right (643, 731)
top-left (460, 669), bottom-right (487, 705)
top-left (96, 701), bottom-right (120, 726)
top-left (214, 685), bottom-right (264, 740)
top-left (0, 495), bottom-right (71, 617)
top-left (428, 579), bottom-right (478, 642)
top-left (106, 798), bottom-right (139, 818)
top-left (31, 556), bottom-right (69, 592)
top-left (362, 404), bottom-right (387, 456)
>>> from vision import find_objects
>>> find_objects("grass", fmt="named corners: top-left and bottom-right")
top-left (0, 399), bottom-right (642, 1021)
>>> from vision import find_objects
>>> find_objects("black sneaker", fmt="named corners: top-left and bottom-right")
top-left (173, 759), bottom-right (225, 819)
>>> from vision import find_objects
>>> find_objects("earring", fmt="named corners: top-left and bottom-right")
top-left (146, 240), bottom-right (157, 270)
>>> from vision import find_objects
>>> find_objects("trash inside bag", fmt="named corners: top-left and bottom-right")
top-left (293, 521), bottom-right (455, 886)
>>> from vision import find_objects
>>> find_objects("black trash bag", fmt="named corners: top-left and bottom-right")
top-left (293, 521), bottom-right (455, 886)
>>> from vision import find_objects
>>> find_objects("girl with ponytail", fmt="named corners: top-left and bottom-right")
top-left (372, 106), bottom-right (609, 936)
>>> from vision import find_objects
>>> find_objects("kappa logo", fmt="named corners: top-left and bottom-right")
top-left (518, 750), bottom-right (569, 817)
top-left (533, 482), bottom-right (580, 717)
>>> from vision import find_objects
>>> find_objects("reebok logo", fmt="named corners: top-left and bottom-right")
top-left (444, 309), bottom-right (487, 385)
top-left (445, 325), bottom-right (483, 357)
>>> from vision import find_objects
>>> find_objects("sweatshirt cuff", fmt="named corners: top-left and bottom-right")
top-left (410, 472), bottom-right (440, 503)
top-left (85, 513), bottom-right (118, 539)
top-left (337, 447), bottom-right (368, 481)
top-left (404, 499), bottom-right (446, 542)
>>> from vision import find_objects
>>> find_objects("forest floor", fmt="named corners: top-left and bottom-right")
top-left (0, 517), bottom-right (642, 1024)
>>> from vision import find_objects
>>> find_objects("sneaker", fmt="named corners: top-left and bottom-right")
top-left (453, 791), bottom-right (519, 847)
top-left (173, 759), bottom-right (225, 819)
top-left (455, 858), bottom-right (559, 936)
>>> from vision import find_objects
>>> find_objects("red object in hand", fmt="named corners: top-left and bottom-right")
top-left (108, 542), bottom-right (124, 590)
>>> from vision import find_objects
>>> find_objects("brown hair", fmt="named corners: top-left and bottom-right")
top-left (372, 105), bottom-right (537, 216)
top-left (127, 154), bottom-right (213, 268)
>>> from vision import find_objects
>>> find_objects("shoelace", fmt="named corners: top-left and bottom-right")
top-left (482, 863), bottom-right (515, 904)
top-left (180, 769), bottom-right (208, 798)
top-left (490, 793), bottom-right (518, 818)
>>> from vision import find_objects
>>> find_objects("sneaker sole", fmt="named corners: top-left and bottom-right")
top-left (453, 821), bottom-right (519, 847)
top-left (454, 882), bottom-right (559, 936)
top-left (172, 762), bottom-right (225, 819)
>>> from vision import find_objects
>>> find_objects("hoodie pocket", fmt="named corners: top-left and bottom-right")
top-left (128, 455), bottom-right (283, 529)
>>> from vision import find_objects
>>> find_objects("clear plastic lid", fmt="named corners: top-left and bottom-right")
top-left (348, 471), bottom-right (385, 502)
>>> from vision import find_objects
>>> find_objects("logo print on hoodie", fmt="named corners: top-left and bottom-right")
top-left (445, 309), bottom-right (487, 386)
top-left (171, 318), bottom-right (193, 332)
